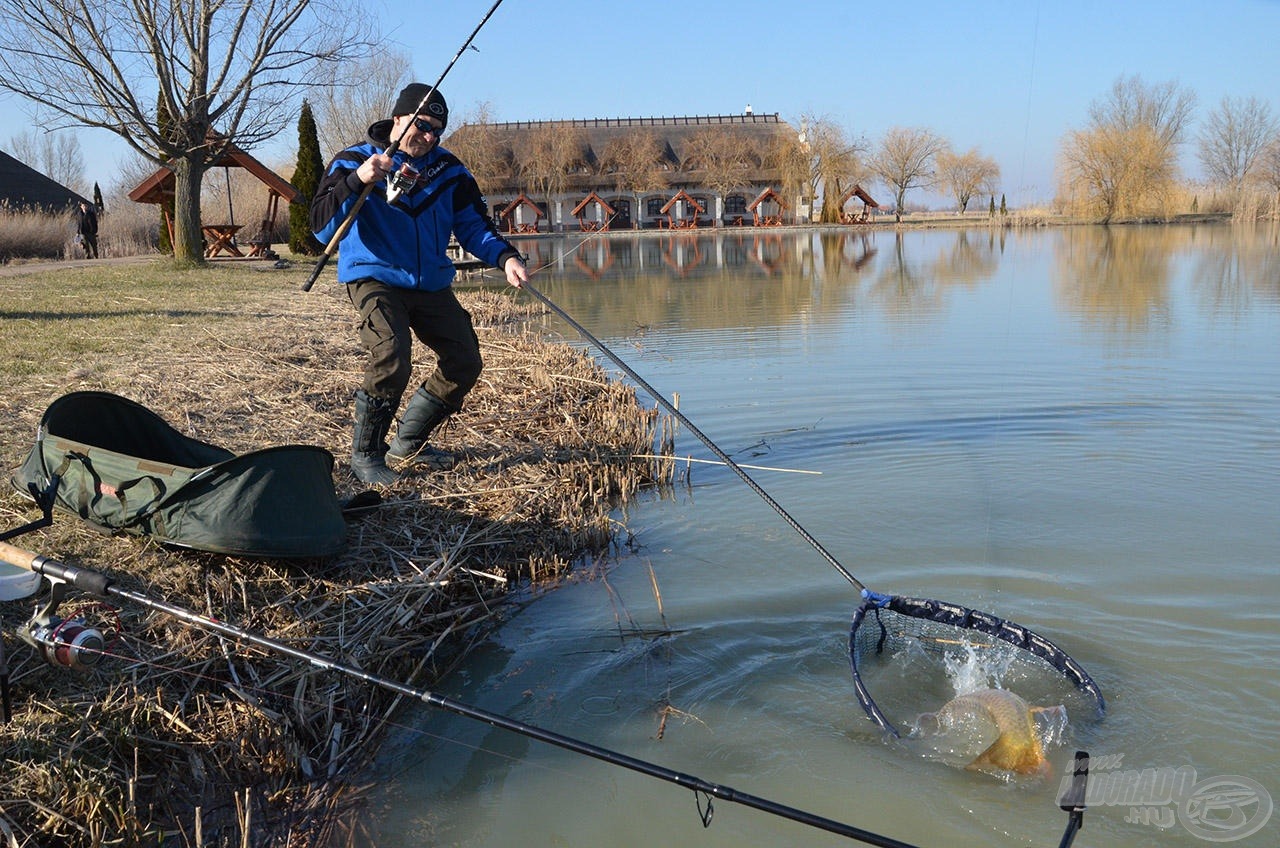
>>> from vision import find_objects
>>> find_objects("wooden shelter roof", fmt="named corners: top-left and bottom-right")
top-left (749, 187), bottom-right (788, 211)
top-left (499, 193), bottom-right (545, 217)
top-left (571, 191), bottom-right (615, 216)
top-left (840, 184), bottom-right (879, 208)
top-left (128, 143), bottom-right (301, 205)
top-left (660, 190), bottom-right (704, 214)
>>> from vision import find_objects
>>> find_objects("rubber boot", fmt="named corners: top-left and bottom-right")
top-left (387, 388), bottom-right (457, 471)
top-left (350, 389), bottom-right (399, 485)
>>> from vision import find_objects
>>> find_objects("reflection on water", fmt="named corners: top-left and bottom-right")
top-left (497, 224), bottom-right (1280, 341)
top-left (398, 223), bottom-right (1280, 847)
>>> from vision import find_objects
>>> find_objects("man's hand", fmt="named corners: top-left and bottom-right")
top-left (504, 255), bottom-right (529, 288)
top-left (356, 153), bottom-right (394, 185)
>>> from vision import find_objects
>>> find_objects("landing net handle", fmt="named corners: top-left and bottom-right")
top-left (849, 593), bottom-right (1106, 738)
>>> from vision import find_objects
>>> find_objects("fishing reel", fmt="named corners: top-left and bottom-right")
top-left (385, 161), bottom-right (420, 204)
top-left (18, 575), bottom-right (116, 671)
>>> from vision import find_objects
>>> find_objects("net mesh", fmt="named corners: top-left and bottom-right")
top-left (849, 593), bottom-right (1104, 738)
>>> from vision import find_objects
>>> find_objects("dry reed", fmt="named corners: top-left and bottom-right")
top-left (0, 268), bottom-right (667, 846)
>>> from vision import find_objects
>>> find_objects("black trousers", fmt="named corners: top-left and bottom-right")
top-left (346, 279), bottom-right (482, 409)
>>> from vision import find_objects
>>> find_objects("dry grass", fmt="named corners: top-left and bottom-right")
top-left (0, 258), bottom-right (666, 846)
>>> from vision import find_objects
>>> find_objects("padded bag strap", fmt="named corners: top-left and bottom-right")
top-left (56, 451), bottom-right (168, 532)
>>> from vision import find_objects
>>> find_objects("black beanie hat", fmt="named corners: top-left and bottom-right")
top-left (393, 83), bottom-right (448, 129)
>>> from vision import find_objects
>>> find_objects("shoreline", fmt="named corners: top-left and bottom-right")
top-left (0, 267), bottom-right (669, 846)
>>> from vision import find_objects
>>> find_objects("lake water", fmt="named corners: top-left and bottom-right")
top-left (369, 225), bottom-right (1279, 847)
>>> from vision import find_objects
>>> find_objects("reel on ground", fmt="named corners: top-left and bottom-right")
top-left (22, 612), bottom-right (109, 671)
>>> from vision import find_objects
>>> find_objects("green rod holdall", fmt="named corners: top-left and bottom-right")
top-left (9, 391), bottom-right (347, 558)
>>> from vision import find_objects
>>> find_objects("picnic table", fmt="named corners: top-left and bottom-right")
top-left (203, 224), bottom-right (244, 258)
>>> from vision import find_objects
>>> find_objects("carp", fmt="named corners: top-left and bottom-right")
top-left (915, 687), bottom-right (1062, 777)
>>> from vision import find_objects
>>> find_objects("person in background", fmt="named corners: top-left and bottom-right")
top-left (76, 200), bottom-right (98, 258)
top-left (311, 82), bottom-right (528, 485)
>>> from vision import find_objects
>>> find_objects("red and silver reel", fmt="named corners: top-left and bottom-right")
top-left (385, 161), bottom-right (420, 204)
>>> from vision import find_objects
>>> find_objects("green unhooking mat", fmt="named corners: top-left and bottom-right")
top-left (9, 391), bottom-right (347, 558)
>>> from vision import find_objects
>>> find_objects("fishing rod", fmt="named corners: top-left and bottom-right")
top-left (522, 281), bottom-right (864, 591)
top-left (519, 279), bottom-right (1106, 741)
top-left (300, 0), bottom-right (506, 293)
top-left (0, 539), bottom-right (923, 847)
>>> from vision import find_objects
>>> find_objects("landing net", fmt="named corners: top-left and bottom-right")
top-left (849, 591), bottom-right (1105, 738)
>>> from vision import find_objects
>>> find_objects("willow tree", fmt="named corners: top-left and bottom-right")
top-left (0, 0), bottom-right (372, 262)
top-left (1058, 75), bottom-right (1195, 221)
top-left (936, 147), bottom-right (1000, 213)
top-left (795, 114), bottom-right (866, 223)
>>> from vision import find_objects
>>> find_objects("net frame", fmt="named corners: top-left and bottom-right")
top-left (849, 590), bottom-right (1105, 738)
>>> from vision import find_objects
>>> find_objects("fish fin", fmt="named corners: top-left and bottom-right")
top-left (971, 732), bottom-right (1048, 776)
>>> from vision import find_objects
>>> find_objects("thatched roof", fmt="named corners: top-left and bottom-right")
top-left (448, 112), bottom-right (796, 192)
top-left (0, 149), bottom-right (90, 211)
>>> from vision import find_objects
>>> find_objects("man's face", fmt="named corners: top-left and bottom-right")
top-left (393, 114), bottom-right (443, 158)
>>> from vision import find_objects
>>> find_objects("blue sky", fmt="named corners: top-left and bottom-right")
top-left (4, 0), bottom-right (1279, 207)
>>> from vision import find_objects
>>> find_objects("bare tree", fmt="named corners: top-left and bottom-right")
top-left (7, 129), bottom-right (87, 195)
top-left (445, 103), bottom-right (513, 195)
top-left (600, 129), bottom-right (668, 225)
top-left (935, 146), bottom-right (1000, 213)
top-left (683, 128), bottom-right (754, 219)
top-left (871, 126), bottom-right (947, 221)
top-left (514, 122), bottom-right (588, 226)
top-left (313, 48), bottom-right (410, 158)
top-left (0, 0), bottom-right (372, 261)
top-left (1058, 75), bottom-right (1195, 221)
top-left (1197, 95), bottom-right (1280, 198)
top-left (600, 129), bottom-right (668, 195)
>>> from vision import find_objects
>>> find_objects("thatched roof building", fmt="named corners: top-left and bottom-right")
top-left (447, 111), bottom-right (803, 230)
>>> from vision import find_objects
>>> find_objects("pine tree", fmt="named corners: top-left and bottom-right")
top-left (93, 182), bottom-right (105, 213)
top-left (999, 193), bottom-right (1008, 216)
top-left (290, 100), bottom-right (324, 255)
top-left (988, 195), bottom-right (995, 217)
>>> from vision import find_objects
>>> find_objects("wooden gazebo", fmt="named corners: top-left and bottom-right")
top-left (839, 184), bottom-right (880, 224)
top-left (499, 193), bottom-right (545, 234)
top-left (129, 142), bottom-right (301, 258)
top-left (660, 190), bottom-right (704, 229)
top-left (571, 191), bottom-right (616, 232)
top-left (748, 188), bottom-right (787, 226)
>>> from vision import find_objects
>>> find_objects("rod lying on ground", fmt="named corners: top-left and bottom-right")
top-left (0, 539), bottom-right (923, 847)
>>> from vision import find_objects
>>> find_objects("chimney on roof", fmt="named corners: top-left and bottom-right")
top-left (745, 104), bottom-right (753, 115)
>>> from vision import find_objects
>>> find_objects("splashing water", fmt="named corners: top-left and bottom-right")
top-left (906, 639), bottom-right (1071, 780)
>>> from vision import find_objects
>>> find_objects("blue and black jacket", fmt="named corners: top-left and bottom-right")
top-left (311, 120), bottom-right (519, 291)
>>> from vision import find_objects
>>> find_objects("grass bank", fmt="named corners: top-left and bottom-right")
top-left (0, 257), bottom-right (666, 845)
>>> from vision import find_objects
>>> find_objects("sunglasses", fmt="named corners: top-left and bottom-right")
top-left (412, 118), bottom-right (441, 135)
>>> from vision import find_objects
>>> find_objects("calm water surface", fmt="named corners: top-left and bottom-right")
top-left (371, 225), bottom-right (1279, 847)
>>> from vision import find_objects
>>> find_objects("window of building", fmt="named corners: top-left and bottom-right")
top-left (725, 195), bottom-right (747, 215)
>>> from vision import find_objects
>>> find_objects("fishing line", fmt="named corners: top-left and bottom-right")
top-left (516, 279), bottom-right (1105, 740)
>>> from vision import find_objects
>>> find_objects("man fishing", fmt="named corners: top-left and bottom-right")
top-left (311, 82), bottom-right (529, 485)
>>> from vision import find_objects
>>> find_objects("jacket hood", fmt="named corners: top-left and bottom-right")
top-left (367, 119), bottom-right (394, 148)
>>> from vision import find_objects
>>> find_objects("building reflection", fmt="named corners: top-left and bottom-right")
top-left (489, 225), bottom-right (1276, 341)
